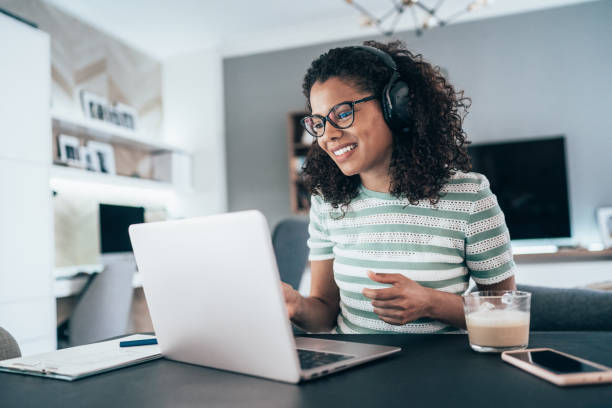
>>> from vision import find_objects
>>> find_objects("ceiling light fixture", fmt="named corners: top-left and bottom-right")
top-left (344, 0), bottom-right (494, 37)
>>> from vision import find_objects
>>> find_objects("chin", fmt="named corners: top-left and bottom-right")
top-left (337, 164), bottom-right (359, 177)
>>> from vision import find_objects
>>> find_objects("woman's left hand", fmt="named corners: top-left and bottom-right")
top-left (362, 270), bottom-right (433, 326)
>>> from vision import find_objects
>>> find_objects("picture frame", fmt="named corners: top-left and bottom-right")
top-left (87, 141), bottom-right (116, 175)
top-left (80, 90), bottom-right (109, 122)
top-left (58, 134), bottom-right (82, 167)
top-left (79, 90), bottom-right (138, 130)
top-left (79, 145), bottom-right (100, 172)
top-left (114, 102), bottom-right (138, 130)
top-left (596, 207), bottom-right (612, 248)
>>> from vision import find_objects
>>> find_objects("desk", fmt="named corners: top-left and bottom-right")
top-left (54, 272), bottom-right (142, 298)
top-left (54, 265), bottom-right (142, 299)
top-left (1, 332), bottom-right (610, 407)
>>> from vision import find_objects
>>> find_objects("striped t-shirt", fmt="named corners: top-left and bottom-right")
top-left (307, 171), bottom-right (516, 334)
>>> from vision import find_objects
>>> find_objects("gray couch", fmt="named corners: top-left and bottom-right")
top-left (517, 284), bottom-right (612, 331)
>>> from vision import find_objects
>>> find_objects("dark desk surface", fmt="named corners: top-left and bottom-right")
top-left (1, 332), bottom-right (611, 408)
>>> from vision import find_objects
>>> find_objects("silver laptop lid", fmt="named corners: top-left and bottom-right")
top-left (129, 210), bottom-right (301, 383)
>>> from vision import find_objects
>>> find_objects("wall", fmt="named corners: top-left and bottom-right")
top-left (224, 1), bottom-right (612, 245)
top-left (1, 1), bottom-right (216, 268)
top-left (1, 0), bottom-right (163, 139)
top-left (163, 49), bottom-right (227, 216)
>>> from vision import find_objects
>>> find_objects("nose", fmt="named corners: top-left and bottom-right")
top-left (320, 123), bottom-right (343, 142)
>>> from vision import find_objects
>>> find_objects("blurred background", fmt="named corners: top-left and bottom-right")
top-left (1, 0), bottom-right (611, 356)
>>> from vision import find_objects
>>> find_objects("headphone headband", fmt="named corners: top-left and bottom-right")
top-left (347, 45), bottom-right (412, 132)
top-left (350, 45), bottom-right (398, 72)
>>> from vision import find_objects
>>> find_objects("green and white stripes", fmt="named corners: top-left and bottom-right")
top-left (307, 171), bottom-right (516, 334)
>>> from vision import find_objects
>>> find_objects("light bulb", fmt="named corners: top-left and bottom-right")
top-left (467, 0), bottom-right (486, 11)
top-left (359, 15), bottom-right (374, 27)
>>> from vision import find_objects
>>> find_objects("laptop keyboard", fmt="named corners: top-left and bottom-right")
top-left (297, 349), bottom-right (353, 370)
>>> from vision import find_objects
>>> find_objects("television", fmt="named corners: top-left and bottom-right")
top-left (467, 136), bottom-right (571, 241)
top-left (99, 204), bottom-right (145, 254)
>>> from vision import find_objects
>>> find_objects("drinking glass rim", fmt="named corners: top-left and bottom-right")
top-left (462, 290), bottom-right (531, 299)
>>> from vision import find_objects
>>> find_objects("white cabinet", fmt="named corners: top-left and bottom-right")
top-left (513, 250), bottom-right (612, 288)
top-left (0, 15), bottom-right (50, 164)
top-left (515, 260), bottom-right (612, 288)
top-left (0, 161), bottom-right (53, 302)
top-left (0, 299), bottom-right (56, 355)
top-left (0, 13), bottom-right (55, 354)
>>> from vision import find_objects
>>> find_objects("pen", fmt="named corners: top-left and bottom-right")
top-left (119, 338), bottom-right (158, 347)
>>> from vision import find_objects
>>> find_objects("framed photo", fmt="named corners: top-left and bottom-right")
top-left (79, 90), bottom-right (139, 130)
top-left (58, 134), bottom-right (82, 167)
top-left (79, 145), bottom-right (100, 172)
top-left (108, 108), bottom-right (121, 126)
top-left (114, 102), bottom-right (138, 130)
top-left (596, 207), bottom-right (612, 248)
top-left (87, 141), bottom-right (116, 175)
top-left (80, 90), bottom-right (109, 122)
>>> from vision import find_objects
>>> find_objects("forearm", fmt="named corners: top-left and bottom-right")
top-left (292, 295), bottom-right (339, 333)
top-left (425, 289), bottom-right (467, 330)
top-left (424, 276), bottom-right (518, 330)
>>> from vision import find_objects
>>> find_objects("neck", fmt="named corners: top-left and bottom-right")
top-left (360, 172), bottom-right (391, 193)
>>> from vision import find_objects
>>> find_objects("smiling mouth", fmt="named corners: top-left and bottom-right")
top-left (333, 144), bottom-right (357, 156)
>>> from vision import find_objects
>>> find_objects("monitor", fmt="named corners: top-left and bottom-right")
top-left (467, 136), bottom-right (571, 240)
top-left (99, 204), bottom-right (145, 254)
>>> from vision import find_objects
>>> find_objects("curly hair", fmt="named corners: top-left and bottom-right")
top-left (301, 40), bottom-right (472, 213)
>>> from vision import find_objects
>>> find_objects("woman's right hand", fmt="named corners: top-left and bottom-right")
top-left (281, 282), bottom-right (302, 320)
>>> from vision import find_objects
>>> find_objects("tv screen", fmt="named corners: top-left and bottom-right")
top-left (99, 204), bottom-right (145, 253)
top-left (467, 136), bottom-right (571, 240)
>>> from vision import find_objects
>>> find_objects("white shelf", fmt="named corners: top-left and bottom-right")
top-left (52, 110), bottom-right (181, 153)
top-left (50, 164), bottom-right (174, 191)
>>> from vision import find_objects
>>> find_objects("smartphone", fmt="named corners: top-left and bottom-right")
top-left (502, 348), bottom-right (612, 386)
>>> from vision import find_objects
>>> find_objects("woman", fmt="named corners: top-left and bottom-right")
top-left (282, 40), bottom-right (516, 334)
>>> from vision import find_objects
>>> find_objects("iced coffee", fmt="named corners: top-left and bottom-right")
top-left (463, 291), bottom-right (531, 353)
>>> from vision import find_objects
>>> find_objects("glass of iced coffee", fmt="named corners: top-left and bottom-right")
top-left (462, 290), bottom-right (531, 353)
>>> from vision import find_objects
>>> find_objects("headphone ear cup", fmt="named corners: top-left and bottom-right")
top-left (380, 80), bottom-right (394, 128)
top-left (387, 79), bottom-right (412, 131)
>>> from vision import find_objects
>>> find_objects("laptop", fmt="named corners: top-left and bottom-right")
top-left (128, 210), bottom-right (400, 383)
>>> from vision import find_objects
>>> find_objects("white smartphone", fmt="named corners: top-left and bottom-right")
top-left (502, 348), bottom-right (612, 386)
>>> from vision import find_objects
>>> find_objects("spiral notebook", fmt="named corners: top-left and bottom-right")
top-left (0, 334), bottom-right (161, 381)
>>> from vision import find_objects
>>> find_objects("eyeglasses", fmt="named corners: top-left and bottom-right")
top-left (301, 95), bottom-right (376, 138)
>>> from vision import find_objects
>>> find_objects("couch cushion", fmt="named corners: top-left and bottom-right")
top-left (517, 284), bottom-right (612, 331)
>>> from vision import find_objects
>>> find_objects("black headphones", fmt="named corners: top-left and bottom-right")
top-left (351, 45), bottom-right (412, 132)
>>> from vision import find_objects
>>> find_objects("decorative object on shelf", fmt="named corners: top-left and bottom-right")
top-left (87, 141), bottom-right (116, 175)
top-left (344, 0), bottom-right (494, 37)
top-left (79, 145), bottom-right (99, 172)
top-left (301, 129), bottom-right (316, 145)
top-left (114, 102), bottom-right (137, 130)
top-left (293, 156), bottom-right (306, 174)
top-left (135, 155), bottom-right (152, 179)
top-left (596, 207), bottom-right (612, 248)
top-left (80, 90), bottom-right (138, 130)
top-left (80, 90), bottom-right (109, 121)
top-left (288, 111), bottom-right (312, 214)
top-left (58, 134), bottom-right (83, 168)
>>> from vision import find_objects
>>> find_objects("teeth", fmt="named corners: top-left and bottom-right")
top-left (333, 144), bottom-right (357, 156)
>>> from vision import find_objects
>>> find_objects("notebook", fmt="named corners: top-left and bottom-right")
top-left (0, 334), bottom-right (161, 381)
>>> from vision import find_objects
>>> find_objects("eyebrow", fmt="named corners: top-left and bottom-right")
top-left (311, 99), bottom-right (352, 116)
top-left (311, 95), bottom-right (375, 116)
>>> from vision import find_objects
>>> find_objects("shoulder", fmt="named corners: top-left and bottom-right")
top-left (443, 171), bottom-right (490, 194)
top-left (309, 194), bottom-right (337, 216)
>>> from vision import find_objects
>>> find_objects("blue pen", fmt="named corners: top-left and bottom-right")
top-left (119, 338), bottom-right (158, 347)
